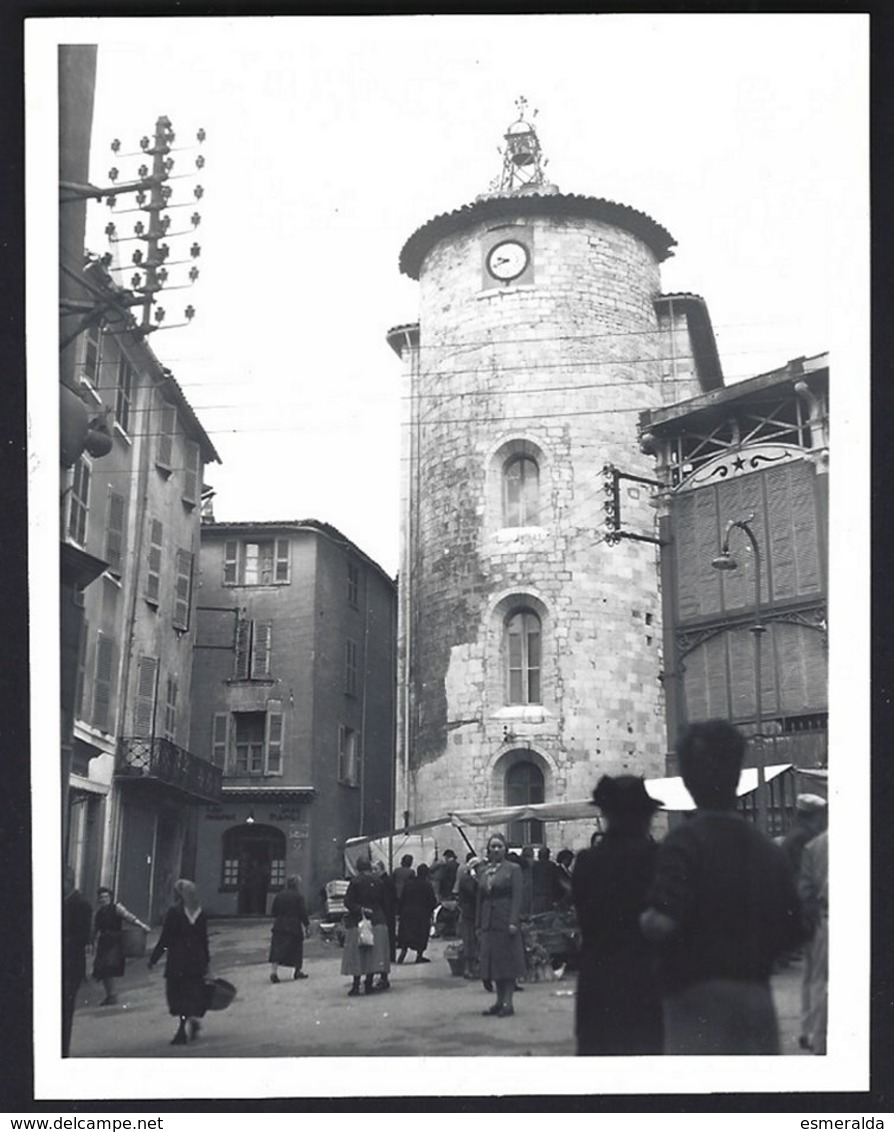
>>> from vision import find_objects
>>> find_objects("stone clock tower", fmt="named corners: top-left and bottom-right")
top-left (388, 102), bottom-right (723, 844)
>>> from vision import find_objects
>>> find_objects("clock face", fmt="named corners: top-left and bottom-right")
top-left (486, 239), bottom-right (530, 282)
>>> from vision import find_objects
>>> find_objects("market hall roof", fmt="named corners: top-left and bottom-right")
top-left (398, 190), bottom-right (677, 280)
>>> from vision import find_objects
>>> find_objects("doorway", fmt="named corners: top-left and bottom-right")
top-left (222, 824), bottom-right (286, 915)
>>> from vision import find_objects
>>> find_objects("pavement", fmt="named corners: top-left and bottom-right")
top-left (68, 918), bottom-right (813, 1059)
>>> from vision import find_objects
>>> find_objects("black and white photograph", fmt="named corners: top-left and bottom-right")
top-left (26, 10), bottom-right (872, 1107)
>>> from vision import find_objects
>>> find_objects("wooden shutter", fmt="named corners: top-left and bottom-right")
top-left (211, 712), bottom-right (229, 769)
top-left (74, 620), bottom-right (88, 719)
top-left (164, 676), bottom-right (178, 741)
top-left (234, 617), bottom-right (251, 680)
top-left (105, 488), bottom-right (126, 574)
top-left (266, 702), bottom-right (283, 774)
top-left (274, 539), bottom-right (290, 583)
top-left (252, 620), bottom-right (272, 678)
top-left (764, 461), bottom-right (822, 600)
top-left (173, 549), bottom-right (193, 630)
top-left (182, 440), bottom-right (201, 506)
top-left (223, 540), bottom-right (239, 585)
top-left (133, 656), bottom-right (159, 737)
top-left (146, 519), bottom-right (163, 602)
top-left (156, 403), bottom-right (176, 472)
top-left (92, 632), bottom-right (115, 731)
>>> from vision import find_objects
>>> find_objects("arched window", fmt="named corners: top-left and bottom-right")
top-left (505, 760), bottom-right (545, 846)
top-left (503, 455), bottom-right (539, 527)
top-left (505, 609), bottom-right (541, 705)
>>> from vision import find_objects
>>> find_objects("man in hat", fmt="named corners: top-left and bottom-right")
top-left (571, 774), bottom-right (664, 1055)
top-left (780, 794), bottom-right (828, 881)
top-left (640, 719), bottom-right (804, 1055)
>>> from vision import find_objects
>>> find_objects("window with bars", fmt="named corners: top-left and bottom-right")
top-left (104, 488), bottom-right (126, 575)
top-left (338, 724), bottom-right (358, 786)
top-left (67, 456), bottom-right (91, 547)
top-left (223, 539), bottom-right (290, 585)
top-left (115, 356), bottom-right (133, 434)
top-left (173, 549), bottom-right (194, 630)
top-left (503, 455), bottom-right (540, 527)
top-left (234, 618), bottom-right (273, 680)
top-left (145, 519), bottom-right (163, 604)
top-left (506, 610), bottom-right (541, 705)
top-left (344, 638), bottom-right (358, 697)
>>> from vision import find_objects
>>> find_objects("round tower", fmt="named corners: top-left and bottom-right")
top-left (389, 104), bottom-right (690, 842)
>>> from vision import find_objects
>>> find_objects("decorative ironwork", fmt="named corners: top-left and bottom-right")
top-left (676, 601), bottom-right (827, 659)
top-left (116, 736), bottom-right (222, 801)
top-left (491, 97), bottom-right (550, 194)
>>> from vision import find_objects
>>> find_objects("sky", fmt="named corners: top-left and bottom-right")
top-left (45, 12), bottom-right (868, 579)
top-left (28, 12), bottom-right (870, 1102)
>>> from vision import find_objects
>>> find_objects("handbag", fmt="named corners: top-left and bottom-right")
top-left (357, 915), bottom-right (375, 948)
top-left (204, 976), bottom-right (237, 1011)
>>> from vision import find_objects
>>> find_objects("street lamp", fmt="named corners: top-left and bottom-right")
top-left (712, 512), bottom-right (768, 832)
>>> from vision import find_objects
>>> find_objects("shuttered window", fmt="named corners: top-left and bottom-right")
top-left (234, 619), bottom-right (273, 680)
top-left (115, 356), bottom-right (133, 433)
top-left (105, 488), bottom-right (126, 575)
top-left (274, 539), bottom-right (290, 583)
top-left (182, 440), bottom-right (201, 507)
top-left (172, 549), bottom-right (193, 630)
top-left (223, 540), bottom-right (238, 585)
top-left (211, 713), bottom-right (229, 768)
top-left (156, 403), bottom-right (176, 473)
top-left (266, 703), bottom-right (284, 775)
top-left (163, 676), bottom-right (178, 742)
top-left (82, 324), bottom-right (102, 387)
top-left (338, 724), bottom-right (358, 785)
top-left (145, 519), bottom-right (163, 603)
top-left (67, 457), bottom-right (91, 547)
top-left (92, 632), bottom-right (115, 732)
top-left (133, 656), bottom-right (159, 737)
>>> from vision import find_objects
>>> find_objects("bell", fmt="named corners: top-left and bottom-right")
top-left (510, 146), bottom-right (535, 167)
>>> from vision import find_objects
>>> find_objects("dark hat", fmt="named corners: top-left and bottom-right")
top-left (590, 774), bottom-right (663, 814)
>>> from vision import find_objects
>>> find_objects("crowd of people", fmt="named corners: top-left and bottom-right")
top-left (61, 718), bottom-right (829, 1057)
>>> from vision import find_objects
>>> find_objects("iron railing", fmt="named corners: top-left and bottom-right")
top-left (116, 736), bottom-right (222, 802)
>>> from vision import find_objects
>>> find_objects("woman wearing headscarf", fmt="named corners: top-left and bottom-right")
top-left (571, 775), bottom-right (663, 1056)
top-left (148, 879), bottom-right (210, 1045)
top-left (340, 856), bottom-right (391, 996)
top-left (476, 832), bottom-right (527, 1018)
top-left (268, 875), bottom-right (310, 983)
top-left (92, 886), bottom-right (150, 1005)
top-left (396, 862), bottom-right (438, 964)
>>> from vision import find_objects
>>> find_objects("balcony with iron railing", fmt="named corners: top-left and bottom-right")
top-left (116, 736), bottom-right (222, 802)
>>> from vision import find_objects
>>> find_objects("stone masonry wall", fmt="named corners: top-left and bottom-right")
top-left (401, 208), bottom-right (671, 826)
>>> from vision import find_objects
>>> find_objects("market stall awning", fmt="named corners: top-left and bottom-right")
top-left (448, 764), bottom-right (793, 826)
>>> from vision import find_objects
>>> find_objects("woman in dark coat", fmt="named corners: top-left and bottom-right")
top-left (396, 863), bottom-right (438, 964)
top-left (477, 832), bottom-right (527, 1018)
top-left (148, 879), bottom-right (210, 1045)
top-left (268, 875), bottom-right (310, 983)
top-left (340, 857), bottom-right (391, 996)
top-left (571, 775), bottom-right (664, 1056)
top-left (92, 886), bottom-right (150, 1005)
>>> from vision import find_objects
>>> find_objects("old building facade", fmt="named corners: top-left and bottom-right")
top-left (638, 352), bottom-right (829, 821)
top-left (388, 110), bottom-right (726, 845)
top-left (190, 520), bottom-right (397, 914)
top-left (63, 260), bottom-right (221, 922)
